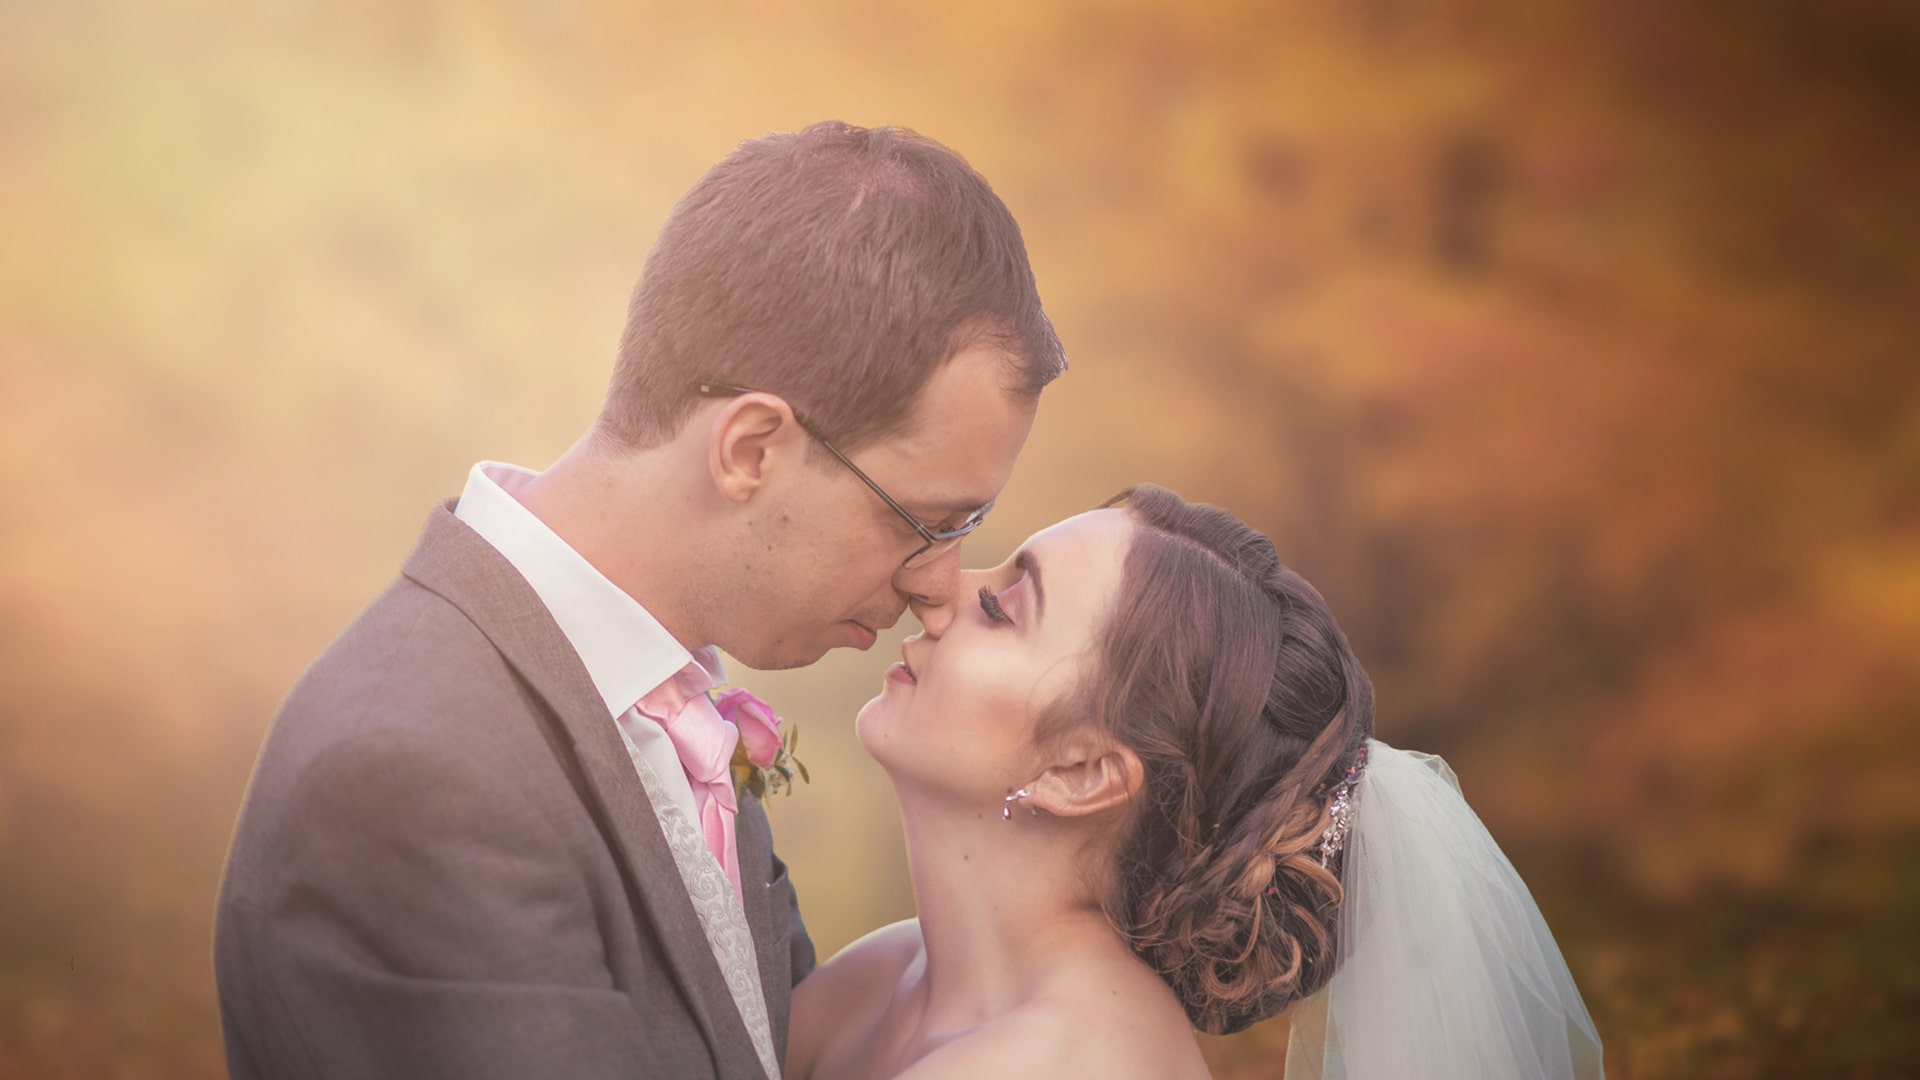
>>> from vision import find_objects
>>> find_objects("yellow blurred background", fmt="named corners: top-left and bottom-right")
top-left (3, 1), bottom-right (1916, 1077)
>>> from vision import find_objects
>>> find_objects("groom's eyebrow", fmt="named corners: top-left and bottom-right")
top-left (1015, 549), bottom-right (1045, 620)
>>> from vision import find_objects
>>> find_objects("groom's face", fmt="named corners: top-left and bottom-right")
top-left (730, 344), bottom-right (1039, 670)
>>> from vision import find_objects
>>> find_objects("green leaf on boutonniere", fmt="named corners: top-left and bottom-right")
top-left (729, 721), bottom-right (809, 807)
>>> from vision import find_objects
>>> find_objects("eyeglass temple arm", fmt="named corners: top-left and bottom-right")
top-left (697, 382), bottom-right (943, 547)
top-left (811, 439), bottom-right (942, 546)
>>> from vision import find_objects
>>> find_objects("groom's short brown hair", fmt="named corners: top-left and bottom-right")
top-left (600, 121), bottom-right (1064, 452)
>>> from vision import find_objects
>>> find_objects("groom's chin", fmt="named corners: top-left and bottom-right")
top-left (728, 621), bottom-right (879, 671)
top-left (729, 648), bottom-right (819, 673)
top-left (727, 639), bottom-right (835, 673)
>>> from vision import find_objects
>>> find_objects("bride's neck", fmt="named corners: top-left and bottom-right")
top-left (894, 787), bottom-right (1119, 1030)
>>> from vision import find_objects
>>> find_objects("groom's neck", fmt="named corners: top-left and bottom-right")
top-left (515, 433), bottom-right (711, 651)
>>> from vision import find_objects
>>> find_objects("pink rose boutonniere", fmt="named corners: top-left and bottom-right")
top-left (715, 688), bottom-right (810, 805)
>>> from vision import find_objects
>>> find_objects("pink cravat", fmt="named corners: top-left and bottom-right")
top-left (633, 659), bottom-right (743, 902)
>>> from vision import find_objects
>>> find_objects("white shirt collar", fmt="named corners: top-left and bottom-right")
top-left (453, 461), bottom-right (726, 718)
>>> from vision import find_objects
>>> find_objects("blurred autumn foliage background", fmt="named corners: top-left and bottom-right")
top-left (3, 1), bottom-right (1917, 1077)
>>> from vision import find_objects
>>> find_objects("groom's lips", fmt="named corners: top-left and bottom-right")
top-left (845, 622), bottom-right (878, 650)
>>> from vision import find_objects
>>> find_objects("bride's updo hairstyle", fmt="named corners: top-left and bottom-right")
top-left (1043, 485), bottom-right (1374, 1035)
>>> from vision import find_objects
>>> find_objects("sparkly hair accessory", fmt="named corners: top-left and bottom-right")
top-left (1314, 742), bottom-right (1370, 866)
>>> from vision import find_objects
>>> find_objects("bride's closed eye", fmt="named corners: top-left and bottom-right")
top-left (979, 571), bottom-right (1031, 626)
top-left (978, 585), bottom-right (1013, 625)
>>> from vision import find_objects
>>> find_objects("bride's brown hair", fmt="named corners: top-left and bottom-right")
top-left (1042, 485), bottom-right (1374, 1035)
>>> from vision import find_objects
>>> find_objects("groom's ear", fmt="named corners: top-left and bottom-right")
top-left (708, 393), bottom-right (806, 503)
top-left (1026, 736), bottom-right (1144, 820)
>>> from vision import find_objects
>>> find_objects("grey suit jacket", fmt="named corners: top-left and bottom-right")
top-left (215, 503), bottom-right (815, 1079)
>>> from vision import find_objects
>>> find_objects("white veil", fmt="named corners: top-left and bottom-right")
top-left (1284, 740), bottom-right (1605, 1080)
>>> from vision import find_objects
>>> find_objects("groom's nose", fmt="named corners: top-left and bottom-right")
top-left (898, 545), bottom-right (965, 638)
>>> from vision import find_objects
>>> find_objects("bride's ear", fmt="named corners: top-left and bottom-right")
top-left (1026, 738), bottom-right (1144, 819)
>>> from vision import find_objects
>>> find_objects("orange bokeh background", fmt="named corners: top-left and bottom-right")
top-left (3, 2), bottom-right (1916, 1077)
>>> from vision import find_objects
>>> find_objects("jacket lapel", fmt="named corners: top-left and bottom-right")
top-left (401, 502), bottom-right (769, 1080)
top-left (736, 799), bottom-right (792, 1057)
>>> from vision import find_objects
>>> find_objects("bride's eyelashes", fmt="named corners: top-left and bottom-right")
top-left (978, 585), bottom-right (1013, 625)
top-left (979, 572), bottom-right (1031, 625)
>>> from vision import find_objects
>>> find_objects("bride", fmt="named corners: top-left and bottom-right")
top-left (785, 485), bottom-right (1604, 1079)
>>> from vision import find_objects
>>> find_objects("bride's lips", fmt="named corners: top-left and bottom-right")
top-left (891, 639), bottom-right (920, 685)
top-left (898, 630), bottom-right (929, 680)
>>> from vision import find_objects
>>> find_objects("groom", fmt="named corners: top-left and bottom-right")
top-left (214, 121), bottom-right (1064, 1079)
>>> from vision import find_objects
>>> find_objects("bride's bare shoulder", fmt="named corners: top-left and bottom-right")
top-left (787, 920), bottom-right (924, 1076)
top-left (897, 957), bottom-right (1210, 1080)
top-left (806, 918), bottom-right (925, 992)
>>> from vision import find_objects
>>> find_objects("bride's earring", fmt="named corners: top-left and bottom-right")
top-left (1002, 788), bottom-right (1035, 821)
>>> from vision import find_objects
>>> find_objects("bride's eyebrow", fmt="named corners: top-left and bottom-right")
top-left (1015, 549), bottom-right (1045, 620)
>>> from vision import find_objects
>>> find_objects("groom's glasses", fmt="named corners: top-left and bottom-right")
top-left (695, 383), bottom-right (994, 569)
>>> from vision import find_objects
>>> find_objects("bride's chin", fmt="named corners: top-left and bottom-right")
top-left (856, 700), bottom-right (932, 785)
top-left (855, 682), bottom-right (896, 721)
top-left (853, 692), bottom-right (895, 756)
